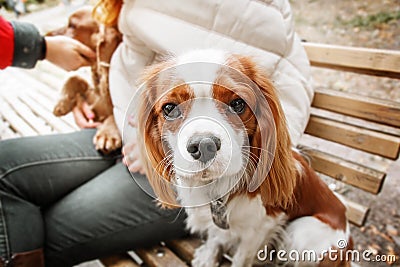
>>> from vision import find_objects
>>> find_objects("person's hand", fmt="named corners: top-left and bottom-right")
top-left (72, 101), bottom-right (101, 128)
top-left (122, 139), bottom-right (146, 175)
top-left (122, 116), bottom-right (145, 174)
top-left (44, 36), bottom-right (96, 71)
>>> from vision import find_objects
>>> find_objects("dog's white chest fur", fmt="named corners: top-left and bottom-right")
top-left (185, 194), bottom-right (286, 267)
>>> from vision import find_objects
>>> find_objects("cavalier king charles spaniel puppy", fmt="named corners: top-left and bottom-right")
top-left (135, 50), bottom-right (351, 267)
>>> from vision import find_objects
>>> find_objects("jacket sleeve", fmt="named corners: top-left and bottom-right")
top-left (10, 20), bottom-right (46, 68)
top-left (0, 16), bottom-right (14, 69)
top-left (109, 38), bottom-right (155, 134)
top-left (0, 16), bottom-right (46, 69)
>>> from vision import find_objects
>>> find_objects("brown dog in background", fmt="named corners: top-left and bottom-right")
top-left (49, 6), bottom-right (122, 153)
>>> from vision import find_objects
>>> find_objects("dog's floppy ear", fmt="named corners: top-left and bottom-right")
top-left (97, 26), bottom-right (122, 63)
top-left (136, 61), bottom-right (179, 208)
top-left (233, 55), bottom-right (297, 208)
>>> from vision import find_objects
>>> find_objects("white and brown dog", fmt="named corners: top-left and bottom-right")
top-left (134, 50), bottom-right (351, 267)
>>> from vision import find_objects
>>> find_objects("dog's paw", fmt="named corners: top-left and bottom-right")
top-left (93, 126), bottom-right (122, 154)
top-left (192, 245), bottom-right (220, 267)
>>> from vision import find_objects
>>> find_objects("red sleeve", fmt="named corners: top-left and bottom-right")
top-left (0, 16), bottom-right (15, 69)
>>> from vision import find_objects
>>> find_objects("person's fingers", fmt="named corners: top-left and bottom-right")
top-left (122, 146), bottom-right (128, 156)
top-left (72, 106), bottom-right (88, 128)
top-left (122, 141), bottom-right (137, 156)
top-left (89, 121), bottom-right (102, 128)
top-left (122, 141), bottom-right (146, 175)
top-left (123, 144), bottom-right (141, 169)
top-left (75, 41), bottom-right (96, 59)
top-left (78, 57), bottom-right (92, 68)
top-left (72, 106), bottom-right (100, 128)
top-left (81, 102), bottom-right (95, 120)
top-left (122, 156), bottom-right (128, 166)
top-left (128, 160), bottom-right (144, 173)
top-left (128, 114), bottom-right (137, 127)
top-left (124, 150), bottom-right (139, 165)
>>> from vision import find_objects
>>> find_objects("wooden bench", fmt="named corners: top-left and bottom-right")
top-left (0, 63), bottom-right (79, 139)
top-left (0, 43), bottom-right (399, 267)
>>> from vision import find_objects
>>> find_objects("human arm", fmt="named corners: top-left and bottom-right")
top-left (109, 38), bottom-right (155, 173)
top-left (0, 16), bottom-right (95, 70)
top-left (0, 16), bottom-right (20, 69)
top-left (44, 35), bottom-right (96, 71)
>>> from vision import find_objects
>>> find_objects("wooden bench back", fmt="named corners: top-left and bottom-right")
top-left (301, 43), bottom-right (400, 226)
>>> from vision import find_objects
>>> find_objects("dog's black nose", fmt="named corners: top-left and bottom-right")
top-left (187, 135), bottom-right (221, 163)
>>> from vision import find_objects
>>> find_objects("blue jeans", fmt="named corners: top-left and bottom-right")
top-left (0, 130), bottom-right (186, 266)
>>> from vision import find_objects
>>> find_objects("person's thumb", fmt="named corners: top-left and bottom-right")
top-left (76, 41), bottom-right (96, 59)
top-left (82, 101), bottom-right (95, 120)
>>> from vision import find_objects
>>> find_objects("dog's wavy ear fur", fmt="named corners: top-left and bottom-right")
top-left (136, 61), bottom-right (180, 208)
top-left (232, 55), bottom-right (297, 209)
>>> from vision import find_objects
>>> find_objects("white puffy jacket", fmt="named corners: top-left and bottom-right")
top-left (110, 0), bottom-right (313, 145)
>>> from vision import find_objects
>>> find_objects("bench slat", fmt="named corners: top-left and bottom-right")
top-left (135, 245), bottom-right (188, 267)
top-left (344, 198), bottom-right (370, 227)
top-left (26, 90), bottom-right (80, 131)
top-left (166, 238), bottom-right (235, 267)
top-left (305, 116), bottom-right (400, 159)
top-left (4, 94), bottom-right (52, 135)
top-left (7, 68), bottom-right (61, 101)
top-left (26, 68), bottom-right (65, 92)
top-left (25, 90), bottom-right (57, 113)
top-left (0, 118), bottom-right (20, 140)
top-left (20, 94), bottom-right (76, 133)
top-left (100, 254), bottom-right (139, 267)
top-left (76, 260), bottom-right (104, 267)
top-left (0, 100), bottom-right (38, 137)
top-left (36, 61), bottom-right (68, 79)
top-left (310, 108), bottom-right (400, 138)
top-left (304, 42), bottom-right (400, 78)
top-left (167, 237), bottom-right (202, 263)
top-left (312, 88), bottom-right (400, 128)
top-left (304, 148), bottom-right (385, 194)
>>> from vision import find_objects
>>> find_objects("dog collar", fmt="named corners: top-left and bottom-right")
top-left (210, 196), bottom-right (230, 230)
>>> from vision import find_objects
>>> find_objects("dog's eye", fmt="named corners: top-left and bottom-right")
top-left (229, 98), bottom-right (246, 114)
top-left (162, 103), bottom-right (182, 120)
